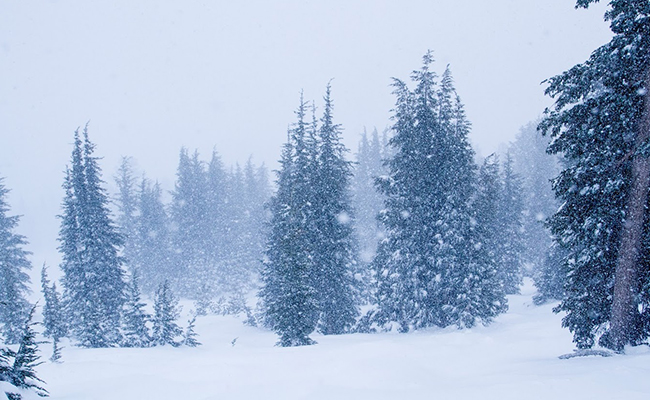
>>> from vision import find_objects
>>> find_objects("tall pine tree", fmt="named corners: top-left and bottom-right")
top-left (58, 126), bottom-right (126, 347)
top-left (259, 95), bottom-right (319, 346)
top-left (373, 52), bottom-right (506, 331)
top-left (311, 84), bottom-right (359, 335)
top-left (541, 0), bottom-right (650, 350)
top-left (0, 177), bottom-right (32, 344)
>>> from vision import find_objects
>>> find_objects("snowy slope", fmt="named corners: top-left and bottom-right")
top-left (39, 280), bottom-right (650, 400)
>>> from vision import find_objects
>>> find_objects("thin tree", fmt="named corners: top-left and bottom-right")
top-left (58, 126), bottom-right (126, 347)
top-left (0, 177), bottom-right (32, 344)
top-left (152, 280), bottom-right (182, 347)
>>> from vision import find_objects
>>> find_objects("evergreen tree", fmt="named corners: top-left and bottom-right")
top-left (311, 84), bottom-right (359, 334)
top-left (58, 126), bottom-right (126, 347)
top-left (49, 340), bottom-right (62, 364)
top-left (152, 280), bottom-right (182, 347)
top-left (183, 315), bottom-right (200, 347)
top-left (0, 343), bottom-right (11, 382)
top-left (352, 128), bottom-right (388, 301)
top-left (497, 153), bottom-right (525, 294)
top-left (114, 156), bottom-right (138, 270)
top-left (170, 149), bottom-right (210, 296)
top-left (464, 155), bottom-right (508, 327)
top-left (204, 149), bottom-right (228, 296)
top-left (0, 177), bottom-right (32, 344)
top-left (510, 121), bottom-right (560, 275)
top-left (259, 95), bottom-right (319, 346)
top-left (133, 178), bottom-right (172, 294)
top-left (121, 269), bottom-right (151, 347)
top-left (8, 307), bottom-right (47, 397)
top-left (541, 0), bottom-right (650, 350)
top-left (373, 52), bottom-right (505, 331)
top-left (40, 265), bottom-right (66, 361)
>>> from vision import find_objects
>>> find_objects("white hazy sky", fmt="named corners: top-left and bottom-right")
top-left (1, 0), bottom-right (612, 265)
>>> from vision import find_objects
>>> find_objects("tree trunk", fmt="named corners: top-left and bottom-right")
top-left (609, 71), bottom-right (650, 352)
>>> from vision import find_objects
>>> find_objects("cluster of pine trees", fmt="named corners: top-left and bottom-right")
top-left (259, 58), bottom-right (529, 344)
top-left (259, 86), bottom-right (360, 346)
top-left (113, 149), bottom-right (270, 301)
top-left (369, 54), bottom-right (523, 331)
top-left (40, 127), bottom-right (201, 350)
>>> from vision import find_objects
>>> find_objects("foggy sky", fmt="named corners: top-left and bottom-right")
top-left (1, 0), bottom-right (612, 267)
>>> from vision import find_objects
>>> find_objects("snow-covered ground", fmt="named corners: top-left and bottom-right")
top-left (40, 281), bottom-right (650, 400)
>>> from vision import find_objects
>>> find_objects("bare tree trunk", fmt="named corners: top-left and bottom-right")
top-left (609, 71), bottom-right (650, 352)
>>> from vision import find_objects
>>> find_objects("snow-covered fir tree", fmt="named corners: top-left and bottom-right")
top-left (170, 149), bottom-right (210, 297)
top-left (541, 0), bottom-right (650, 351)
top-left (152, 280), bottom-right (182, 347)
top-left (40, 265), bottom-right (66, 358)
top-left (183, 315), bottom-right (200, 347)
top-left (464, 155), bottom-right (508, 327)
top-left (114, 156), bottom-right (139, 271)
top-left (259, 95), bottom-right (319, 346)
top-left (310, 84), bottom-right (359, 335)
top-left (7, 307), bottom-right (47, 398)
top-left (373, 53), bottom-right (506, 331)
top-left (121, 269), bottom-right (151, 347)
top-left (58, 126), bottom-right (126, 347)
top-left (496, 153), bottom-right (525, 294)
top-left (0, 177), bottom-right (32, 345)
top-left (351, 128), bottom-right (388, 300)
top-left (510, 121), bottom-right (560, 272)
top-left (132, 178), bottom-right (173, 294)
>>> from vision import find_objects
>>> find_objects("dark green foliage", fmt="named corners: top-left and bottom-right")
top-left (541, 0), bottom-right (650, 348)
top-left (152, 280), bottom-right (182, 347)
top-left (0, 178), bottom-right (32, 344)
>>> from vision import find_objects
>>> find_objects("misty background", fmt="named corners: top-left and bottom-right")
top-left (0, 0), bottom-right (612, 270)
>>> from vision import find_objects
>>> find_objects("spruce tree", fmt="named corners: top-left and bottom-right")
top-left (510, 121), bottom-right (560, 274)
top-left (541, 0), bottom-right (650, 350)
top-left (183, 315), bottom-right (201, 347)
top-left (170, 149), bottom-right (210, 296)
top-left (373, 52), bottom-right (505, 330)
top-left (122, 269), bottom-right (151, 347)
top-left (40, 265), bottom-right (66, 362)
top-left (351, 128), bottom-right (388, 303)
top-left (133, 178), bottom-right (172, 294)
top-left (152, 280), bottom-right (182, 347)
top-left (114, 156), bottom-right (138, 271)
top-left (8, 307), bottom-right (47, 397)
top-left (461, 155), bottom-right (508, 328)
top-left (497, 153), bottom-right (525, 294)
top-left (0, 177), bottom-right (32, 344)
top-left (58, 126), bottom-right (126, 347)
top-left (259, 96), bottom-right (319, 346)
top-left (311, 84), bottom-right (359, 334)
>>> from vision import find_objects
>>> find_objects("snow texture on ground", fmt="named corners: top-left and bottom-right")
top-left (39, 280), bottom-right (650, 400)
